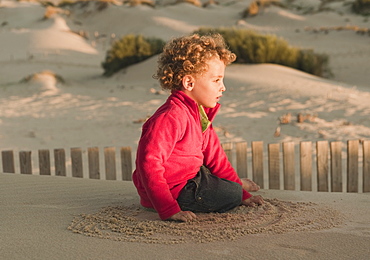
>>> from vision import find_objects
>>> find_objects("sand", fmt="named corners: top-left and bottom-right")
top-left (1, 173), bottom-right (369, 259)
top-left (1, 1), bottom-right (370, 259)
top-left (68, 199), bottom-right (344, 244)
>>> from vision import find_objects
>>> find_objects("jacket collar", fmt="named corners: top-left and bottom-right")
top-left (170, 90), bottom-right (220, 122)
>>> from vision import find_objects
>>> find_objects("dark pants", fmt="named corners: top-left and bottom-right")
top-left (177, 166), bottom-right (242, 213)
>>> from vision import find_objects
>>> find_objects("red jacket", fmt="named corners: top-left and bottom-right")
top-left (132, 90), bottom-right (251, 220)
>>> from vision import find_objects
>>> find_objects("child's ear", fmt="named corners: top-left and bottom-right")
top-left (182, 75), bottom-right (195, 91)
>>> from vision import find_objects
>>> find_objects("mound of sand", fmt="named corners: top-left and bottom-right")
top-left (68, 198), bottom-right (344, 244)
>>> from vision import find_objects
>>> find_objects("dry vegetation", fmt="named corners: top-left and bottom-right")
top-left (123, 0), bottom-right (155, 7)
top-left (242, 0), bottom-right (283, 18)
top-left (304, 25), bottom-right (370, 36)
top-left (20, 70), bottom-right (66, 84)
top-left (43, 5), bottom-right (70, 19)
top-left (57, 0), bottom-right (120, 10)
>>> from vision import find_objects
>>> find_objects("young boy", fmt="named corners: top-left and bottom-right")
top-left (132, 33), bottom-right (264, 222)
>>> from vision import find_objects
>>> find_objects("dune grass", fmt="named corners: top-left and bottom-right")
top-left (194, 27), bottom-right (331, 77)
top-left (102, 34), bottom-right (165, 77)
top-left (241, 0), bottom-right (284, 18)
top-left (102, 28), bottom-right (331, 77)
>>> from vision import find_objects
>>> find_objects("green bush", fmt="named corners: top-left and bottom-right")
top-left (352, 0), bottom-right (370, 15)
top-left (194, 27), bottom-right (330, 77)
top-left (102, 35), bottom-right (165, 76)
top-left (296, 49), bottom-right (329, 77)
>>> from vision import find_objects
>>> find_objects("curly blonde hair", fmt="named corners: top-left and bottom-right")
top-left (154, 33), bottom-right (236, 91)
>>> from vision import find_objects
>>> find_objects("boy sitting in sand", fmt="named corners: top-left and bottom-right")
top-left (132, 33), bottom-right (264, 222)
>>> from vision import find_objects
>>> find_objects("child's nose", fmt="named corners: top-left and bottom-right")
top-left (221, 83), bottom-right (226, 92)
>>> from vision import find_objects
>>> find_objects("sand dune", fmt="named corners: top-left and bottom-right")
top-left (1, 0), bottom-right (369, 152)
top-left (0, 1), bottom-right (369, 258)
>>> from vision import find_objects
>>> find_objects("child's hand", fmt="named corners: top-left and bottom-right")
top-left (169, 211), bottom-right (197, 222)
top-left (242, 195), bottom-right (264, 207)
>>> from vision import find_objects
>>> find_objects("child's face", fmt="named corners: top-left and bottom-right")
top-left (184, 57), bottom-right (226, 108)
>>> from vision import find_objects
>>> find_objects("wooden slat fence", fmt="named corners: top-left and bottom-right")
top-left (1, 140), bottom-right (369, 193)
top-left (1, 146), bottom-right (133, 181)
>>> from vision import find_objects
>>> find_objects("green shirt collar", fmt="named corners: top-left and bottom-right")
top-left (198, 104), bottom-right (211, 133)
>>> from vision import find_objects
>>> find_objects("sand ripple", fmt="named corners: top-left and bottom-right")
top-left (68, 199), bottom-right (344, 244)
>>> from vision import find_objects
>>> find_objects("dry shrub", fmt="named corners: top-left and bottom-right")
top-left (43, 6), bottom-right (69, 19)
top-left (304, 25), bottom-right (370, 36)
top-left (124, 0), bottom-right (155, 7)
top-left (20, 70), bottom-right (65, 84)
top-left (245, 1), bottom-right (259, 16)
top-left (43, 6), bottom-right (58, 19)
top-left (297, 113), bottom-right (317, 123)
top-left (58, 0), bottom-right (120, 11)
top-left (94, 0), bottom-right (121, 11)
top-left (58, 0), bottom-right (82, 7)
top-left (279, 113), bottom-right (292, 124)
top-left (202, 0), bottom-right (219, 8)
top-left (242, 0), bottom-right (283, 18)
